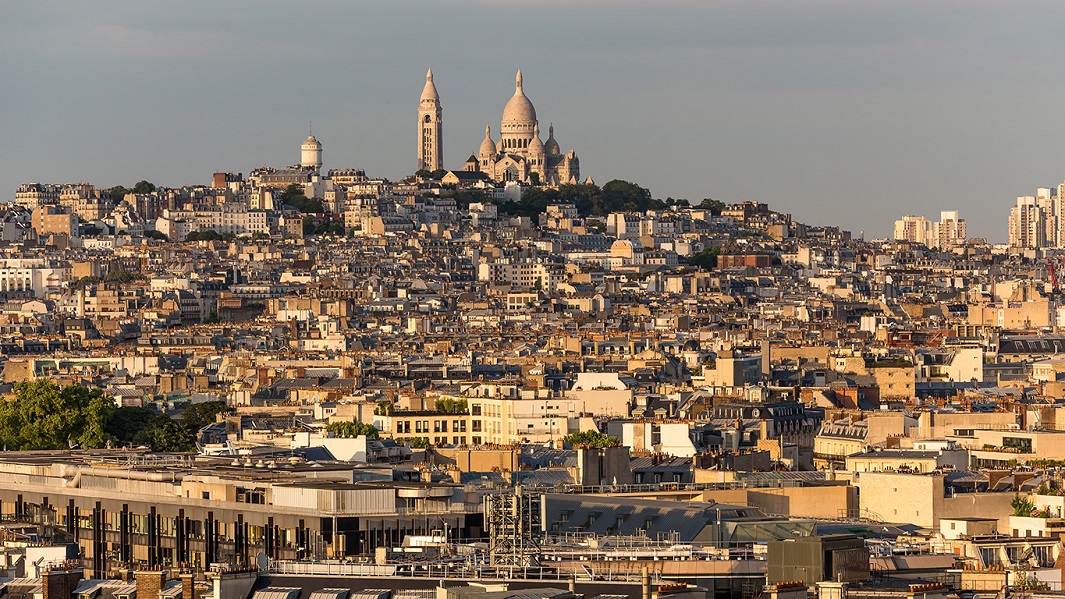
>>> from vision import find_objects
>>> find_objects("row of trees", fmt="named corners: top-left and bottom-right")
top-left (185, 230), bottom-right (236, 242)
top-left (0, 381), bottom-right (233, 452)
top-left (325, 421), bottom-right (380, 439)
top-left (107, 180), bottom-right (156, 200)
top-left (495, 180), bottom-right (725, 219)
top-left (562, 430), bottom-right (621, 448)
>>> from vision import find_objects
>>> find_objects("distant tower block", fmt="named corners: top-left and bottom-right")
top-left (301, 134), bottom-right (323, 173)
top-left (417, 67), bottom-right (443, 172)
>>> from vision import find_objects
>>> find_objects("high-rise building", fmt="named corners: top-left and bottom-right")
top-left (1009, 196), bottom-right (1048, 249)
top-left (934, 210), bottom-right (966, 250)
top-left (417, 68), bottom-right (443, 172)
top-left (893, 215), bottom-right (933, 245)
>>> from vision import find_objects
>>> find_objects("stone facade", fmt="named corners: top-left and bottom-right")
top-left (474, 70), bottom-right (580, 185)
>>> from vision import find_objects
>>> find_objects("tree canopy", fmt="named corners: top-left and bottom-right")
top-left (279, 183), bottom-right (324, 213)
top-left (103, 269), bottom-right (145, 283)
top-left (326, 421), bottom-right (380, 439)
top-left (106, 406), bottom-right (195, 452)
top-left (0, 381), bottom-right (115, 450)
top-left (497, 180), bottom-right (663, 218)
top-left (0, 380), bottom-right (201, 452)
top-left (186, 230), bottom-right (236, 242)
top-left (180, 401), bottom-right (234, 432)
top-left (563, 430), bottom-right (621, 448)
top-left (687, 246), bottom-right (721, 270)
top-left (132, 180), bottom-right (156, 194)
top-left (434, 398), bottom-right (468, 414)
top-left (698, 198), bottom-right (726, 216)
top-left (1012, 494), bottom-right (1037, 517)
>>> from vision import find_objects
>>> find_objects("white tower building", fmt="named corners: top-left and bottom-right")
top-left (417, 68), bottom-right (443, 172)
top-left (301, 134), bottom-right (323, 173)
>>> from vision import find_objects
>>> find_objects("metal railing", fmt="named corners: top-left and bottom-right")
top-left (266, 560), bottom-right (651, 583)
top-left (555, 478), bottom-right (812, 495)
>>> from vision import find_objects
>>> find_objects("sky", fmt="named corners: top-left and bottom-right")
top-left (3, 1), bottom-right (1065, 241)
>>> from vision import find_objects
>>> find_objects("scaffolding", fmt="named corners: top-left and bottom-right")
top-left (484, 485), bottom-right (541, 568)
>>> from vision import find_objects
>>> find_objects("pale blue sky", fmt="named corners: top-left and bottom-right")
top-left (3, 0), bottom-right (1065, 240)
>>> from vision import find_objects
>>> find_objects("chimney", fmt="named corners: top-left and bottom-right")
top-left (135, 569), bottom-right (168, 599)
top-left (180, 571), bottom-right (199, 599)
top-left (42, 562), bottom-right (84, 599)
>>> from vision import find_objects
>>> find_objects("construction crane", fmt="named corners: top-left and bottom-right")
top-left (1050, 258), bottom-right (1060, 294)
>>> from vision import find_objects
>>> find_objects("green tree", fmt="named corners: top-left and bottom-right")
top-left (429, 169), bottom-right (448, 180)
top-left (409, 437), bottom-right (431, 449)
top-left (434, 398), bottom-right (468, 414)
top-left (414, 169), bottom-right (432, 179)
top-left (138, 419), bottom-right (195, 452)
top-left (0, 381), bottom-right (115, 450)
top-left (442, 188), bottom-right (490, 210)
top-left (108, 185), bottom-right (131, 201)
top-left (277, 184), bottom-right (324, 213)
top-left (180, 401), bottom-right (233, 433)
top-left (326, 421), bottom-right (380, 439)
top-left (1011, 494), bottom-right (1036, 517)
top-left (601, 180), bottom-right (652, 213)
top-left (585, 218), bottom-right (606, 233)
top-left (563, 430), bottom-right (621, 448)
top-left (186, 230), bottom-right (222, 242)
top-left (688, 246), bottom-right (721, 270)
top-left (132, 180), bottom-right (156, 194)
top-left (106, 406), bottom-right (167, 446)
top-left (106, 406), bottom-right (196, 452)
top-left (104, 269), bottom-right (145, 283)
top-left (698, 198), bottom-right (725, 216)
top-left (375, 401), bottom-right (395, 416)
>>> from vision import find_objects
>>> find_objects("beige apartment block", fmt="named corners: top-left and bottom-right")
top-left (857, 471), bottom-right (1016, 529)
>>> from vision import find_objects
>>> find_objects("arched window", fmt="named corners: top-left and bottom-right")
top-left (424, 115), bottom-right (431, 123)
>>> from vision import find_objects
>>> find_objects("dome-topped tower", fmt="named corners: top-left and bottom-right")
top-left (544, 123), bottom-right (560, 156)
top-left (529, 123), bottom-right (545, 155)
top-left (478, 124), bottom-right (497, 167)
top-left (417, 67), bottom-right (443, 171)
top-left (500, 69), bottom-right (537, 153)
top-left (301, 134), bottom-right (322, 173)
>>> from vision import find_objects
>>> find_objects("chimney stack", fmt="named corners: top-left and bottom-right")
top-left (42, 562), bottom-right (84, 599)
top-left (135, 568), bottom-right (168, 599)
top-left (180, 571), bottom-right (199, 599)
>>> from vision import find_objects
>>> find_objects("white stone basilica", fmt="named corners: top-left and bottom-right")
top-left (417, 69), bottom-right (580, 186)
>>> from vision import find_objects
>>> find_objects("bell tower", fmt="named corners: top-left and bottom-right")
top-left (417, 67), bottom-right (443, 172)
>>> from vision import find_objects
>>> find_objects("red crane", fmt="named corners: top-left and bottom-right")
top-left (1050, 258), bottom-right (1060, 293)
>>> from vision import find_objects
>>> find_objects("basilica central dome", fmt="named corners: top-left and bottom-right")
top-left (501, 69), bottom-right (537, 125)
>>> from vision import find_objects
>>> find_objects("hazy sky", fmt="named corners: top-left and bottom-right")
top-left (3, 1), bottom-right (1065, 241)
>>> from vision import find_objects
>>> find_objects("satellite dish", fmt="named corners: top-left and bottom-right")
top-left (255, 551), bottom-right (269, 571)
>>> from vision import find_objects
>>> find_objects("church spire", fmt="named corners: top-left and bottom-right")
top-left (421, 67), bottom-right (440, 101)
top-left (516, 69), bottom-right (523, 91)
